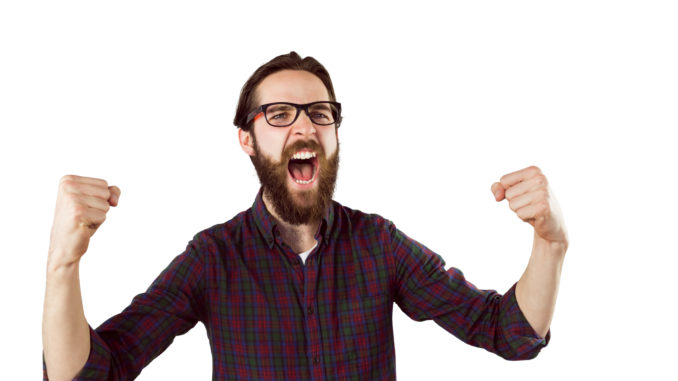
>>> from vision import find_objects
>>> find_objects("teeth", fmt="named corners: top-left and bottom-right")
top-left (291, 151), bottom-right (317, 160)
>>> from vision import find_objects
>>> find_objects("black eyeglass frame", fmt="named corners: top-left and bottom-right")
top-left (245, 101), bottom-right (342, 128)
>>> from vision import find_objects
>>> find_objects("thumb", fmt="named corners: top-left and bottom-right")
top-left (108, 185), bottom-right (121, 207)
top-left (491, 182), bottom-right (505, 201)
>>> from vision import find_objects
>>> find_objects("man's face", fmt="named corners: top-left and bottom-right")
top-left (240, 70), bottom-right (340, 225)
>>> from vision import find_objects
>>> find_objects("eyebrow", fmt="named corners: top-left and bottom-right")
top-left (309, 103), bottom-right (332, 111)
top-left (267, 104), bottom-right (294, 111)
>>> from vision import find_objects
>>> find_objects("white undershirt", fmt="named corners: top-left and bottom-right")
top-left (298, 241), bottom-right (318, 265)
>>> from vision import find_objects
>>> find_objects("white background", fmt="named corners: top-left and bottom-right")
top-left (1, 1), bottom-right (676, 379)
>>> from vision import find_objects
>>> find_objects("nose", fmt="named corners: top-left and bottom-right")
top-left (290, 109), bottom-right (316, 137)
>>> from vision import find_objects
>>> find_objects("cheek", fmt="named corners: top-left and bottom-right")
top-left (321, 128), bottom-right (339, 156)
top-left (254, 128), bottom-right (287, 160)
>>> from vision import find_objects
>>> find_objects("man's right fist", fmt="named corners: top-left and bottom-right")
top-left (48, 175), bottom-right (121, 269)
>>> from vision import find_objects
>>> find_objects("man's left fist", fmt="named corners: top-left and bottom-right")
top-left (491, 166), bottom-right (568, 246)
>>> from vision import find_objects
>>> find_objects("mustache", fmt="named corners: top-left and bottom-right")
top-left (281, 140), bottom-right (324, 162)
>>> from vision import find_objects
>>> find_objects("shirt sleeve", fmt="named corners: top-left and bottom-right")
top-left (389, 223), bottom-right (550, 360)
top-left (43, 240), bottom-right (206, 380)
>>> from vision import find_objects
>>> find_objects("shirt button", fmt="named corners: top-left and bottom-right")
top-left (313, 356), bottom-right (320, 365)
top-left (307, 306), bottom-right (313, 315)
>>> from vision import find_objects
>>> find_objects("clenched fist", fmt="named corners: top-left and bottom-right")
top-left (491, 166), bottom-right (568, 247)
top-left (48, 175), bottom-right (121, 269)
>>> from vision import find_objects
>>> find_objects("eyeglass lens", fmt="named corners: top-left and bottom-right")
top-left (265, 102), bottom-right (338, 127)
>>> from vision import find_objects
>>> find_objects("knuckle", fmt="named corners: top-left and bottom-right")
top-left (72, 204), bottom-right (87, 218)
top-left (529, 165), bottom-right (542, 174)
top-left (60, 175), bottom-right (76, 184)
top-left (534, 175), bottom-right (545, 186)
top-left (62, 190), bottom-right (78, 204)
top-left (59, 179), bottom-right (75, 191)
top-left (539, 200), bottom-right (550, 211)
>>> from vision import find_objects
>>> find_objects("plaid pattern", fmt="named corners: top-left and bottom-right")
top-left (44, 188), bottom-right (549, 380)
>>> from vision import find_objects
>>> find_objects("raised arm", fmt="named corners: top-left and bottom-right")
top-left (42, 175), bottom-right (120, 380)
top-left (491, 165), bottom-right (568, 338)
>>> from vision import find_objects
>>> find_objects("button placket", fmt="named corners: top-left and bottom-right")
top-left (304, 254), bottom-right (323, 379)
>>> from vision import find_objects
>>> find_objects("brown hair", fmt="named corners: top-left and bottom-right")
top-left (233, 51), bottom-right (338, 131)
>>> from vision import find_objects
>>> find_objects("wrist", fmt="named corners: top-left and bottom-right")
top-left (46, 252), bottom-right (81, 277)
top-left (532, 232), bottom-right (567, 262)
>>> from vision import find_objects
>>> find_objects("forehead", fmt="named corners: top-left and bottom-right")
top-left (255, 70), bottom-right (330, 105)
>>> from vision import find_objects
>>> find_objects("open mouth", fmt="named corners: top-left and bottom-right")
top-left (287, 150), bottom-right (319, 185)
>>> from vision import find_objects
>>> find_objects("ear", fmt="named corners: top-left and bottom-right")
top-left (238, 128), bottom-right (255, 156)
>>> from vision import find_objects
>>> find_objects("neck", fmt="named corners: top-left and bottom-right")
top-left (262, 190), bottom-right (319, 253)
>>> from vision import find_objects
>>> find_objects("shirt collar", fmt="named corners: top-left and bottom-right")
top-left (251, 187), bottom-right (334, 249)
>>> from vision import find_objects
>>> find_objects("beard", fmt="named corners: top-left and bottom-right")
top-left (250, 135), bottom-right (339, 226)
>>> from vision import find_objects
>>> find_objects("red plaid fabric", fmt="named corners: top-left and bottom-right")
top-left (44, 188), bottom-right (549, 380)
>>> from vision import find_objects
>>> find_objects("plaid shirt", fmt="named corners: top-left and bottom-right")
top-left (44, 189), bottom-right (549, 380)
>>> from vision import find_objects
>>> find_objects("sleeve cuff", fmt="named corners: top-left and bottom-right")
top-left (43, 325), bottom-right (112, 380)
top-left (74, 325), bottom-right (112, 380)
top-left (499, 282), bottom-right (551, 360)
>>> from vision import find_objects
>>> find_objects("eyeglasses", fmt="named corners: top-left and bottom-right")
top-left (246, 101), bottom-right (342, 128)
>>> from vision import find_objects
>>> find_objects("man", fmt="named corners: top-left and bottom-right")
top-left (43, 52), bottom-right (568, 380)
